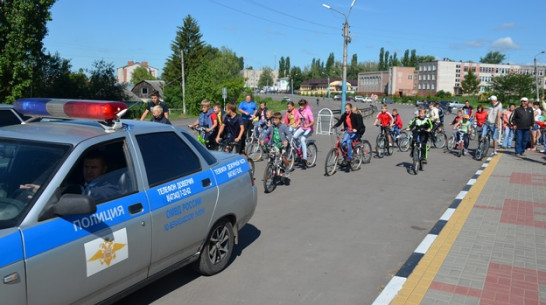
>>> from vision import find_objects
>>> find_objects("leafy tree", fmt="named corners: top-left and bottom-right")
top-left (348, 54), bottom-right (358, 80)
top-left (384, 51), bottom-right (390, 69)
top-left (490, 73), bottom-right (534, 102)
top-left (480, 51), bottom-right (506, 64)
top-left (401, 49), bottom-right (410, 67)
top-left (131, 66), bottom-right (156, 84)
top-left (410, 49), bottom-right (417, 67)
top-left (325, 53), bottom-right (335, 77)
top-left (289, 66), bottom-right (303, 90)
top-left (87, 60), bottom-right (125, 101)
top-left (285, 56), bottom-right (290, 77)
top-left (258, 67), bottom-right (274, 89)
top-left (378, 47), bottom-right (385, 70)
top-left (435, 90), bottom-right (452, 98)
top-left (279, 57), bottom-right (285, 77)
top-left (0, 0), bottom-right (56, 103)
top-left (461, 68), bottom-right (480, 95)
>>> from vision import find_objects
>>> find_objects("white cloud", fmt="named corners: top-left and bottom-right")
top-left (490, 37), bottom-right (520, 51)
top-left (494, 23), bottom-right (515, 31)
top-left (466, 40), bottom-right (485, 48)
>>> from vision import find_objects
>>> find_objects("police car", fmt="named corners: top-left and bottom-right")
top-left (0, 98), bottom-right (257, 305)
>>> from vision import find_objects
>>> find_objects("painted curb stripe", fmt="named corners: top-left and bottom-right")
top-left (372, 155), bottom-right (500, 305)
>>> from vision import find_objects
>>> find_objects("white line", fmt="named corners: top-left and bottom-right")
top-left (456, 191), bottom-right (468, 200)
top-left (372, 276), bottom-right (407, 305)
top-left (475, 170), bottom-right (483, 175)
top-left (482, 163), bottom-right (489, 168)
top-left (467, 178), bottom-right (477, 185)
top-left (440, 208), bottom-right (456, 221)
top-left (415, 234), bottom-right (438, 254)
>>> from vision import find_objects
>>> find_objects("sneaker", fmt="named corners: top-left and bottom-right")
top-left (540, 149), bottom-right (545, 153)
top-left (464, 149), bottom-right (469, 154)
top-left (422, 159), bottom-right (428, 164)
top-left (389, 142), bottom-right (393, 146)
top-left (491, 151), bottom-right (498, 156)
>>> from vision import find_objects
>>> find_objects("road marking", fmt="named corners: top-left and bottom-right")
top-left (439, 208), bottom-right (455, 221)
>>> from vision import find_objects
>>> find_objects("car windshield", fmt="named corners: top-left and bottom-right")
top-left (0, 139), bottom-right (70, 229)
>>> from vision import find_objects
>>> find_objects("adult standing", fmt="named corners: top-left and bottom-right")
top-left (502, 103), bottom-right (516, 149)
top-left (483, 95), bottom-right (502, 156)
top-left (238, 94), bottom-right (258, 152)
top-left (140, 91), bottom-right (169, 121)
top-left (510, 97), bottom-right (535, 157)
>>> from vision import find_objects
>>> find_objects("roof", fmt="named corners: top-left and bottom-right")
top-left (133, 80), bottom-right (166, 97)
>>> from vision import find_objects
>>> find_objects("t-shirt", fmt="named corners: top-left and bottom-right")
top-left (223, 114), bottom-right (243, 139)
top-left (147, 101), bottom-right (169, 113)
top-left (376, 112), bottom-right (393, 127)
top-left (238, 101), bottom-right (258, 121)
top-left (345, 113), bottom-right (353, 130)
top-left (474, 111), bottom-right (488, 127)
top-left (487, 102), bottom-right (502, 124)
top-left (459, 120), bottom-right (471, 133)
top-left (462, 105), bottom-right (473, 117)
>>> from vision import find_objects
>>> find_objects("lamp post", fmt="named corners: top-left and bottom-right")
top-left (535, 51), bottom-right (545, 102)
top-left (321, 71), bottom-right (331, 98)
top-left (323, 0), bottom-right (356, 111)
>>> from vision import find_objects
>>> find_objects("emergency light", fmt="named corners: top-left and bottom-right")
top-left (14, 98), bottom-right (128, 121)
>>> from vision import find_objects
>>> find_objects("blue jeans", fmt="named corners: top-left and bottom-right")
top-left (293, 128), bottom-right (312, 160)
top-left (342, 132), bottom-right (358, 160)
top-left (515, 129), bottom-right (531, 154)
top-left (503, 126), bottom-right (514, 148)
top-left (482, 123), bottom-right (498, 143)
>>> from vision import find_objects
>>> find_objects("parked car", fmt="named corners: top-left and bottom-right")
top-left (354, 95), bottom-right (365, 102)
top-left (0, 104), bottom-right (30, 127)
top-left (362, 96), bottom-right (373, 102)
top-left (333, 95), bottom-right (353, 101)
top-left (381, 97), bottom-right (395, 104)
top-left (281, 97), bottom-right (291, 103)
top-left (0, 98), bottom-right (258, 305)
top-left (448, 101), bottom-right (465, 109)
top-left (438, 101), bottom-right (453, 113)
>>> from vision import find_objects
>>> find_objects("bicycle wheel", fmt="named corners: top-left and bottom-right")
top-left (246, 157), bottom-right (255, 178)
top-left (397, 131), bottom-right (410, 152)
top-left (246, 139), bottom-right (262, 162)
top-left (483, 137), bottom-right (490, 157)
top-left (376, 134), bottom-right (385, 158)
top-left (434, 132), bottom-right (447, 149)
top-left (324, 148), bottom-right (338, 176)
top-left (305, 143), bottom-right (318, 168)
top-left (469, 128), bottom-right (476, 140)
top-left (457, 141), bottom-right (463, 157)
top-left (447, 136), bottom-right (456, 151)
top-left (263, 163), bottom-right (277, 193)
top-left (361, 140), bottom-right (372, 164)
top-left (350, 144), bottom-right (363, 171)
top-left (386, 137), bottom-right (394, 156)
top-left (286, 149), bottom-right (295, 171)
top-left (412, 146), bottom-right (419, 175)
top-left (475, 140), bottom-right (484, 160)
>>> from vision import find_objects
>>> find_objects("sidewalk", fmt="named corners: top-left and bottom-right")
top-left (374, 149), bottom-right (546, 305)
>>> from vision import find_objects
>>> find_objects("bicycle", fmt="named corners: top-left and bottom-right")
top-left (375, 125), bottom-right (394, 158)
top-left (391, 129), bottom-right (411, 152)
top-left (324, 129), bottom-right (372, 176)
top-left (474, 125), bottom-right (494, 161)
top-left (244, 122), bottom-right (263, 162)
top-left (428, 124), bottom-right (447, 149)
top-left (286, 130), bottom-right (318, 170)
top-left (448, 128), bottom-right (467, 157)
top-left (217, 138), bottom-right (255, 177)
top-left (409, 129), bottom-right (428, 175)
top-left (190, 126), bottom-right (215, 150)
top-left (263, 145), bottom-right (287, 193)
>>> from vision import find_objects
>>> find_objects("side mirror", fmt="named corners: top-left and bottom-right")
top-left (54, 194), bottom-right (97, 216)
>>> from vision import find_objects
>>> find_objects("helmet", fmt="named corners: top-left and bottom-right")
top-left (463, 114), bottom-right (470, 119)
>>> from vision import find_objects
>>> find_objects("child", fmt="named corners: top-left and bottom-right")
top-left (332, 103), bottom-right (365, 164)
top-left (254, 102), bottom-right (269, 138)
top-left (373, 104), bottom-right (394, 145)
top-left (261, 112), bottom-right (292, 175)
top-left (189, 99), bottom-right (217, 144)
top-left (216, 103), bottom-right (244, 153)
top-left (454, 114), bottom-right (472, 154)
top-left (450, 109), bottom-right (464, 139)
top-left (150, 105), bottom-right (171, 125)
top-left (406, 108), bottom-right (433, 163)
top-left (259, 110), bottom-right (273, 141)
top-left (283, 101), bottom-right (298, 131)
top-left (473, 105), bottom-right (488, 141)
top-left (292, 99), bottom-right (315, 163)
top-left (391, 108), bottom-right (403, 138)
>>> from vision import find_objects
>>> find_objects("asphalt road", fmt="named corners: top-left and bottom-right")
top-left (115, 101), bottom-right (483, 305)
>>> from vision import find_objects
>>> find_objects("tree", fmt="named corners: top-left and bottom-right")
top-left (0, 0), bottom-right (56, 103)
top-left (87, 60), bottom-right (125, 101)
top-left (490, 73), bottom-right (534, 102)
top-left (384, 51), bottom-right (390, 69)
top-left (378, 48), bottom-right (385, 70)
top-left (480, 51), bottom-right (506, 64)
top-left (131, 66), bottom-right (156, 84)
top-left (278, 57), bottom-right (286, 77)
top-left (401, 49), bottom-right (410, 67)
top-left (289, 66), bottom-right (303, 91)
top-left (461, 68), bottom-right (480, 95)
top-left (285, 57), bottom-right (290, 77)
top-left (410, 49), bottom-right (417, 67)
top-left (348, 54), bottom-right (358, 80)
top-left (258, 67), bottom-right (274, 89)
top-left (325, 53), bottom-right (335, 77)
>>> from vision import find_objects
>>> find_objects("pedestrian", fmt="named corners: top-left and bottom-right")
top-left (150, 105), bottom-right (171, 125)
top-left (237, 94), bottom-right (258, 153)
top-left (483, 95), bottom-right (502, 156)
top-left (316, 98), bottom-right (319, 106)
top-left (140, 91), bottom-right (169, 121)
top-left (510, 97), bottom-right (534, 157)
top-left (502, 103), bottom-right (516, 149)
top-left (530, 101), bottom-right (543, 151)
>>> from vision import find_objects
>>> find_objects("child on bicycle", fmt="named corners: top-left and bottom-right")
top-left (332, 103), bottom-right (365, 164)
top-left (189, 99), bottom-right (217, 142)
top-left (254, 102), bottom-right (269, 139)
top-left (216, 103), bottom-right (245, 153)
top-left (454, 114), bottom-right (472, 154)
top-left (406, 108), bottom-right (433, 163)
top-left (474, 105), bottom-right (488, 141)
top-left (391, 108), bottom-right (403, 138)
top-left (292, 99), bottom-right (315, 164)
top-left (283, 101), bottom-right (298, 131)
top-left (261, 112), bottom-right (292, 174)
top-left (373, 104), bottom-right (394, 146)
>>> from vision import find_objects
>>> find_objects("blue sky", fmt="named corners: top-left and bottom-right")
top-left (43, 0), bottom-right (546, 76)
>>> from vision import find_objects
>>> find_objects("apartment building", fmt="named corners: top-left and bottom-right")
top-left (116, 61), bottom-right (159, 84)
top-left (242, 69), bottom-right (279, 89)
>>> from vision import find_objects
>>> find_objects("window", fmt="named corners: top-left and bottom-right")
top-left (0, 109), bottom-right (22, 127)
top-left (408, 75), bottom-right (413, 80)
top-left (141, 87), bottom-right (148, 95)
top-left (136, 132), bottom-right (201, 187)
top-left (432, 75), bottom-right (435, 80)
top-left (181, 132), bottom-right (217, 166)
top-left (432, 84), bottom-right (435, 90)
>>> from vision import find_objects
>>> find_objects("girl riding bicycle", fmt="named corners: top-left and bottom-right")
top-left (332, 103), bottom-right (365, 164)
top-left (292, 99), bottom-right (315, 164)
top-left (454, 114), bottom-right (472, 154)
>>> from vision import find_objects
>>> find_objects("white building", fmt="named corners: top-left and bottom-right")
top-left (242, 69), bottom-right (279, 89)
top-left (116, 61), bottom-right (159, 84)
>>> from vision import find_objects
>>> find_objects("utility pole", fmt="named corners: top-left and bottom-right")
top-left (181, 50), bottom-right (186, 114)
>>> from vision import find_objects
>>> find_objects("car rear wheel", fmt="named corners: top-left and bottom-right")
top-left (195, 220), bottom-right (234, 276)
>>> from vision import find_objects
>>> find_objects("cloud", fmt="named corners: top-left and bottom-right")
top-left (494, 23), bottom-right (515, 31)
top-left (490, 37), bottom-right (520, 51)
top-left (466, 40), bottom-right (485, 48)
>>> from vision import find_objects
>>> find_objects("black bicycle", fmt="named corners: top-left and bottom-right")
top-left (410, 130), bottom-right (428, 175)
top-left (375, 125), bottom-right (394, 158)
top-left (474, 125), bottom-right (494, 161)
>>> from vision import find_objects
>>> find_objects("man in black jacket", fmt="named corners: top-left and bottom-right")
top-left (510, 97), bottom-right (534, 156)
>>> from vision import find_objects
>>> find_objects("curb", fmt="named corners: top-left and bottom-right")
top-left (371, 156), bottom-right (494, 305)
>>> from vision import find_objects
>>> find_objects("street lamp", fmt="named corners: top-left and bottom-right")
top-left (535, 51), bottom-right (545, 102)
top-left (323, 0), bottom-right (356, 111)
top-left (321, 71), bottom-right (331, 98)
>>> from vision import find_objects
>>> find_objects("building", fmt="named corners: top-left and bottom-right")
top-left (388, 66), bottom-right (417, 96)
top-left (357, 71), bottom-right (390, 96)
top-left (299, 78), bottom-right (356, 96)
top-left (117, 61), bottom-right (159, 84)
top-left (242, 69), bottom-right (279, 89)
top-left (131, 80), bottom-right (165, 100)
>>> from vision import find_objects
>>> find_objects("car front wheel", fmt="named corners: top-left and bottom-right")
top-left (195, 220), bottom-right (234, 276)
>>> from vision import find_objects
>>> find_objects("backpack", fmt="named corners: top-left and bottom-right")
top-left (438, 107), bottom-right (444, 123)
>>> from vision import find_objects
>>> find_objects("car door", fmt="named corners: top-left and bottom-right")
top-left (0, 229), bottom-right (26, 305)
top-left (21, 138), bottom-right (153, 305)
top-left (133, 131), bottom-right (219, 275)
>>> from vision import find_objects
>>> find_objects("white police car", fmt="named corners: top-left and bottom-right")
top-left (0, 98), bottom-right (257, 305)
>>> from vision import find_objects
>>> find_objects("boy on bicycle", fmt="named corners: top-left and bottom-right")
top-left (189, 99), bottom-right (217, 145)
top-left (332, 103), bottom-right (365, 164)
top-left (392, 108), bottom-right (403, 138)
top-left (216, 103), bottom-right (245, 153)
top-left (454, 114), bottom-right (472, 154)
top-left (261, 112), bottom-right (292, 174)
top-left (406, 108), bottom-right (433, 163)
top-left (373, 104), bottom-right (394, 146)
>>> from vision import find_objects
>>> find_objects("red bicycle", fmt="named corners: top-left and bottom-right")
top-left (324, 129), bottom-right (372, 176)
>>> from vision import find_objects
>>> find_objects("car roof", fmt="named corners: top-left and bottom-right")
top-left (0, 104), bottom-right (14, 110)
top-left (0, 119), bottom-right (178, 145)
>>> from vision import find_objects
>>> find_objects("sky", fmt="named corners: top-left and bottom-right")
top-left (43, 0), bottom-right (546, 76)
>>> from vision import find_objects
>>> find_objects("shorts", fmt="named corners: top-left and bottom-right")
top-left (482, 123), bottom-right (499, 141)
